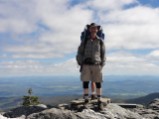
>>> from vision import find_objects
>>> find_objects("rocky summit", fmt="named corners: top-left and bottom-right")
top-left (1, 98), bottom-right (159, 119)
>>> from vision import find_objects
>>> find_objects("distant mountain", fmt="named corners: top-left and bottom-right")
top-left (0, 95), bottom-right (81, 111)
top-left (1, 75), bottom-right (159, 111)
top-left (0, 97), bottom-right (22, 111)
top-left (125, 92), bottom-right (159, 105)
top-left (1, 92), bottom-right (159, 111)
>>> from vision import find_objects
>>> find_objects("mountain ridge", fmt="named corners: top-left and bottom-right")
top-left (1, 92), bottom-right (159, 111)
top-left (125, 92), bottom-right (159, 105)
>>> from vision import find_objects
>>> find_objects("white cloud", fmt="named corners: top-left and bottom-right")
top-left (0, 59), bottom-right (79, 76)
top-left (149, 50), bottom-right (159, 57)
top-left (0, 0), bottom-right (159, 76)
top-left (147, 50), bottom-right (159, 61)
top-left (103, 51), bottom-right (159, 75)
top-left (50, 58), bottom-right (79, 75)
top-left (1, 0), bottom-right (93, 59)
top-left (0, 0), bottom-right (37, 33)
top-left (35, 1), bottom-right (93, 56)
top-left (1, 51), bottom-right (159, 76)
top-left (103, 6), bottom-right (159, 50)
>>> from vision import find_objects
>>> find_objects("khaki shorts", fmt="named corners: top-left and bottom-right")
top-left (81, 65), bottom-right (103, 82)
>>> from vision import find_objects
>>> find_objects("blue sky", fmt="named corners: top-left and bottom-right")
top-left (139, 0), bottom-right (159, 8)
top-left (0, 0), bottom-right (159, 76)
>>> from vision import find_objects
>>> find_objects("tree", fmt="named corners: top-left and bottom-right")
top-left (22, 88), bottom-right (40, 106)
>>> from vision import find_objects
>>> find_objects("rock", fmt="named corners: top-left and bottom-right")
top-left (128, 100), bottom-right (159, 119)
top-left (148, 98), bottom-right (159, 111)
top-left (27, 103), bottom-right (143, 119)
top-left (27, 108), bottom-right (78, 119)
top-left (36, 104), bottom-right (48, 109)
top-left (0, 112), bottom-right (5, 115)
top-left (0, 114), bottom-right (25, 119)
top-left (131, 108), bottom-right (159, 119)
top-left (70, 97), bottom-right (111, 111)
top-left (57, 103), bottom-right (70, 110)
top-left (103, 103), bottom-right (143, 119)
top-left (2, 98), bottom-right (159, 119)
top-left (3, 105), bottom-right (46, 118)
top-left (71, 97), bottom-right (111, 105)
top-left (116, 103), bottom-right (144, 108)
top-left (132, 98), bottom-right (159, 118)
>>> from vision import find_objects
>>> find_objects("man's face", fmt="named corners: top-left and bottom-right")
top-left (89, 26), bottom-right (98, 34)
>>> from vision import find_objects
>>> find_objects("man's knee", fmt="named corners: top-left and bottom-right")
top-left (83, 81), bottom-right (89, 89)
top-left (96, 82), bottom-right (101, 88)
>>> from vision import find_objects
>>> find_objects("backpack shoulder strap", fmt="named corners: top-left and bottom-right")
top-left (99, 39), bottom-right (104, 60)
top-left (81, 38), bottom-right (88, 55)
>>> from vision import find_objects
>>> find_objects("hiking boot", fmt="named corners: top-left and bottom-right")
top-left (83, 98), bottom-right (89, 109)
top-left (84, 98), bottom-right (89, 104)
top-left (91, 94), bottom-right (97, 100)
top-left (97, 100), bottom-right (104, 111)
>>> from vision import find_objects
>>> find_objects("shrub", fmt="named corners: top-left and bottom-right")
top-left (22, 88), bottom-right (40, 106)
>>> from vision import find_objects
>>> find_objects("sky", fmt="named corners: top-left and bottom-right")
top-left (0, 0), bottom-right (159, 77)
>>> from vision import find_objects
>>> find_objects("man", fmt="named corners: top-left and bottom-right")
top-left (76, 23), bottom-right (106, 110)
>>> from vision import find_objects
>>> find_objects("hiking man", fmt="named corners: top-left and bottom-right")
top-left (76, 23), bottom-right (106, 109)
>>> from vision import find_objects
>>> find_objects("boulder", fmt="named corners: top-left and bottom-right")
top-left (70, 97), bottom-right (111, 111)
top-left (148, 98), bottom-right (159, 111)
top-left (27, 108), bottom-right (78, 119)
top-left (2, 98), bottom-right (159, 119)
top-left (0, 114), bottom-right (25, 119)
top-left (3, 105), bottom-right (47, 118)
top-left (27, 103), bottom-right (143, 119)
